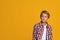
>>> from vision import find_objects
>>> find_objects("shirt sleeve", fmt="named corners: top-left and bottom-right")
top-left (48, 26), bottom-right (53, 40)
top-left (32, 24), bottom-right (37, 40)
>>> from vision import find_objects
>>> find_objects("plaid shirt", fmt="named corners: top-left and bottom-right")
top-left (33, 22), bottom-right (52, 40)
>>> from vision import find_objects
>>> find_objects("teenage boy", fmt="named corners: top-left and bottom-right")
top-left (33, 10), bottom-right (52, 40)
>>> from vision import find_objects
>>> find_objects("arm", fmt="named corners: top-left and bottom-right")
top-left (32, 24), bottom-right (37, 40)
top-left (48, 26), bottom-right (53, 40)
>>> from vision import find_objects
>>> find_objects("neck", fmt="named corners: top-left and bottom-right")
top-left (41, 21), bottom-right (47, 26)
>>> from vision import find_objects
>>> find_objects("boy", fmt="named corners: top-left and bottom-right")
top-left (33, 10), bottom-right (52, 40)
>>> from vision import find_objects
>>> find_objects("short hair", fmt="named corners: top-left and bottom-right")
top-left (40, 10), bottom-right (50, 18)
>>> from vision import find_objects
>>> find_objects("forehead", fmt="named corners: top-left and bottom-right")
top-left (42, 13), bottom-right (48, 16)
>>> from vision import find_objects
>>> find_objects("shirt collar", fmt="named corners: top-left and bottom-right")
top-left (39, 21), bottom-right (49, 28)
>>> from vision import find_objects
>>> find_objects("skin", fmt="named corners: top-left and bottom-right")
top-left (40, 13), bottom-right (49, 26)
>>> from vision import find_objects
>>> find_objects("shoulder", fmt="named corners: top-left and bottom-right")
top-left (34, 22), bottom-right (40, 28)
top-left (48, 24), bottom-right (52, 28)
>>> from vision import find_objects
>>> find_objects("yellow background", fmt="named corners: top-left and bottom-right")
top-left (0, 0), bottom-right (60, 40)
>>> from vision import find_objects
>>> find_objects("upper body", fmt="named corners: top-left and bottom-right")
top-left (33, 22), bottom-right (52, 40)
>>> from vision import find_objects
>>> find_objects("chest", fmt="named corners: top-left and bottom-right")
top-left (37, 26), bottom-right (49, 37)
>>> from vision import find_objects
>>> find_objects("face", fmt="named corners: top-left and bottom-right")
top-left (40, 13), bottom-right (49, 23)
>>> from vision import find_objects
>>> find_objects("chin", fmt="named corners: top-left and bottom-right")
top-left (41, 21), bottom-right (46, 23)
